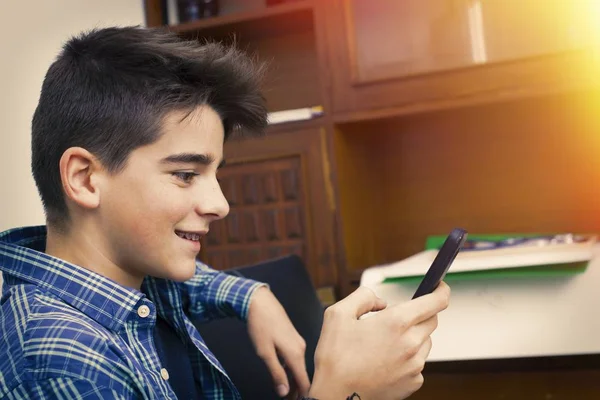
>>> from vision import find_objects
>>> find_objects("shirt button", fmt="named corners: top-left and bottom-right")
top-left (137, 305), bottom-right (150, 318)
top-left (160, 368), bottom-right (169, 380)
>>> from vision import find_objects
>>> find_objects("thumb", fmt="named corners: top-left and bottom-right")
top-left (260, 348), bottom-right (290, 397)
top-left (336, 286), bottom-right (387, 319)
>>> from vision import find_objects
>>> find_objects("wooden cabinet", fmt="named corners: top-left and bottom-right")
top-left (334, 92), bottom-right (600, 275)
top-left (199, 124), bottom-right (338, 290)
top-left (322, 0), bottom-right (600, 121)
top-left (143, 1), bottom-right (339, 292)
top-left (143, 0), bottom-right (600, 297)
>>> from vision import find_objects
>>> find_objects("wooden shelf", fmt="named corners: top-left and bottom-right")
top-left (154, 1), bottom-right (322, 116)
top-left (168, 1), bottom-right (314, 40)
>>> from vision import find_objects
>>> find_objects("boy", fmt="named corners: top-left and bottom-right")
top-left (0, 26), bottom-right (450, 399)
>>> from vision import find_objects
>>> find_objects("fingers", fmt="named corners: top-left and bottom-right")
top-left (259, 347), bottom-right (290, 397)
top-left (435, 281), bottom-right (451, 298)
top-left (284, 387), bottom-right (299, 400)
top-left (421, 336), bottom-right (433, 361)
top-left (387, 281), bottom-right (450, 327)
top-left (402, 336), bottom-right (432, 398)
top-left (261, 339), bottom-right (310, 398)
top-left (333, 286), bottom-right (387, 319)
top-left (410, 337), bottom-right (432, 375)
top-left (396, 315), bottom-right (437, 361)
top-left (281, 343), bottom-right (310, 396)
top-left (412, 315), bottom-right (439, 341)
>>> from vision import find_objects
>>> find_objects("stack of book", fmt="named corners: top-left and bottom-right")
top-left (361, 233), bottom-right (597, 287)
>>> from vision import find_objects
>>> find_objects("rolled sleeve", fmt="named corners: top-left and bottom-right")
top-left (182, 261), bottom-right (268, 322)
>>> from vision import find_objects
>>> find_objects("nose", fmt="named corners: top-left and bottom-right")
top-left (194, 178), bottom-right (230, 221)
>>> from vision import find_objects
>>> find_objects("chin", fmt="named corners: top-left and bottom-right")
top-left (163, 261), bottom-right (197, 282)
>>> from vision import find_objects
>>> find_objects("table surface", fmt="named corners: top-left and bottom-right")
top-left (360, 245), bottom-right (600, 362)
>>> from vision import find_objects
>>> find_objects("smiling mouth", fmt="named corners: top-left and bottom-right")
top-left (175, 230), bottom-right (203, 242)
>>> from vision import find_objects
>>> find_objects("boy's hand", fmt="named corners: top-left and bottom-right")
top-left (308, 282), bottom-right (451, 400)
top-left (247, 287), bottom-right (310, 398)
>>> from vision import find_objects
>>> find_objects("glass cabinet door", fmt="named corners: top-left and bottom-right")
top-left (347, 0), bottom-right (592, 83)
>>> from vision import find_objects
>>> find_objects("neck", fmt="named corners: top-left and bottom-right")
top-left (45, 223), bottom-right (144, 290)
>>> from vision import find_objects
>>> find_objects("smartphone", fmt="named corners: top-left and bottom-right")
top-left (412, 228), bottom-right (468, 299)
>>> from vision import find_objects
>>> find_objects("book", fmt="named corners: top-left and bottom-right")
top-left (360, 234), bottom-right (596, 287)
top-left (267, 106), bottom-right (323, 125)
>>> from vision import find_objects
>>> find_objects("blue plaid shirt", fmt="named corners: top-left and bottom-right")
top-left (0, 226), bottom-right (265, 399)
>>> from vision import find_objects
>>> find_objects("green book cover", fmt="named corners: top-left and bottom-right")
top-left (382, 233), bottom-right (592, 284)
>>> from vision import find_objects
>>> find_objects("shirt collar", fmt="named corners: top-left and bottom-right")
top-left (0, 225), bottom-right (147, 331)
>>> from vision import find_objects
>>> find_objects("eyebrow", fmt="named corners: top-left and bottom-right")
top-left (160, 153), bottom-right (226, 169)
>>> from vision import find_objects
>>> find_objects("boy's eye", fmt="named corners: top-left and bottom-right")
top-left (172, 171), bottom-right (198, 184)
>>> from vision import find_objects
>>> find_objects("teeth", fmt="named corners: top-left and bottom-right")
top-left (177, 231), bottom-right (200, 241)
top-left (185, 233), bottom-right (196, 240)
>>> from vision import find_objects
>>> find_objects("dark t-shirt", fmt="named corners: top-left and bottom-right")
top-left (153, 316), bottom-right (202, 399)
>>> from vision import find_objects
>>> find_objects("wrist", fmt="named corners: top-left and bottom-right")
top-left (246, 285), bottom-right (269, 316)
top-left (307, 370), bottom-right (353, 400)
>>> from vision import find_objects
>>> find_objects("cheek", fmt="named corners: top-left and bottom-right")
top-left (104, 183), bottom-right (193, 264)
top-left (150, 190), bottom-right (195, 226)
top-left (102, 177), bottom-right (193, 249)
top-left (113, 176), bottom-right (190, 220)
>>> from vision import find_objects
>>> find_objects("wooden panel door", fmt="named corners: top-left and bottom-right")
top-left (201, 156), bottom-right (307, 269)
top-left (319, 0), bottom-right (600, 120)
top-left (198, 126), bottom-right (339, 290)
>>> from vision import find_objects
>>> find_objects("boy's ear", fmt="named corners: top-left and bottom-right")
top-left (59, 147), bottom-right (103, 211)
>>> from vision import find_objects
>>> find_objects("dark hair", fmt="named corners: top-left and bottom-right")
top-left (31, 26), bottom-right (267, 229)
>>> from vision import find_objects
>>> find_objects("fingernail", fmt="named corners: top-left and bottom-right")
top-left (277, 384), bottom-right (288, 397)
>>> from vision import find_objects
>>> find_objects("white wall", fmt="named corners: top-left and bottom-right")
top-left (0, 1), bottom-right (145, 232)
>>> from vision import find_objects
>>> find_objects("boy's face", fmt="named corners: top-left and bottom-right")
top-left (97, 105), bottom-right (229, 283)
